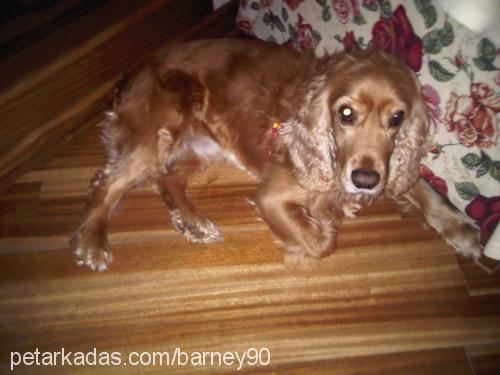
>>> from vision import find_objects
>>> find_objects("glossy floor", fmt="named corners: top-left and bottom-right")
top-left (1, 125), bottom-right (499, 374)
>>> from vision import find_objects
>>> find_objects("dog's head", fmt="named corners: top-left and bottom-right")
top-left (283, 48), bottom-right (430, 198)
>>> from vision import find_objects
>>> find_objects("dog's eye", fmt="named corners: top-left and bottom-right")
top-left (338, 105), bottom-right (356, 125)
top-left (389, 111), bottom-right (405, 127)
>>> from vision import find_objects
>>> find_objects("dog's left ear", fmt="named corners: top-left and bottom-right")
top-left (280, 81), bottom-right (336, 192)
top-left (386, 86), bottom-right (432, 197)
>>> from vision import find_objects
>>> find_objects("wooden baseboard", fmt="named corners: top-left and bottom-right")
top-left (0, 0), bottom-right (239, 193)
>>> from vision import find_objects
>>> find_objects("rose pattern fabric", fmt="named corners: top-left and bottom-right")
top-left (288, 14), bottom-right (321, 51)
top-left (421, 84), bottom-right (441, 127)
top-left (419, 164), bottom-right (448, 197)
top-left (237, 0), bottom-right (500, 247)
top-left (342, 31), bottom-right (359, 52)
top-left (444, 83), bottom-right (499, 148)
top-left (284, 0), bottom-right (304, 11)
top-left (331, 0), bottom-right (362, 24)
top-left (237, 17), bottom-right (255, 34)
top-left (371, 5), bottom-right (423, 72)
top-left (465, 195), bottom-right (500, 245)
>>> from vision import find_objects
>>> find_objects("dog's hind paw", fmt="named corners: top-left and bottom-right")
top-left (70, 235), bottom-right (113, 271)
top-left (76, 248), bottom-right (113, 272)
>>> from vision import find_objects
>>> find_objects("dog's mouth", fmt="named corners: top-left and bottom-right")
top-left (344, 182), bottom-right (381, 196)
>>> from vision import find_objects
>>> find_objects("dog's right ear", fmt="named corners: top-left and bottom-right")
top-left (280, 77), bottom-right (336, 193)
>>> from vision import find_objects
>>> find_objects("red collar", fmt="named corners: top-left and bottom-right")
top-left (266, 121), bottom-right (282, 159)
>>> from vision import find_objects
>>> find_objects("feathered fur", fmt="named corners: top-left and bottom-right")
top-left (69, 39), bottom-right (480, 271)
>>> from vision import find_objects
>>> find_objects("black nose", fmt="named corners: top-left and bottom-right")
top-left (351, 169), bottom-right (380, 190)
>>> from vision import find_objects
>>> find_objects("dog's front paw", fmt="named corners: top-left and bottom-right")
top-left (444, 222), bottom-right (482, 260)
top-left (284, 252), bottom-right (323, 269)
top-left (171, 210), bottom-right (223, 243)
top-left (282, 239), bottom-right (336, 259)
top-left (70, 235), bottom-right (113, 271)
top-left (342, 202), bottom-right (362, 218)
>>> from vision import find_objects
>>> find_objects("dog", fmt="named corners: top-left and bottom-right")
top-left (70, 39), bottom-right (481, 271)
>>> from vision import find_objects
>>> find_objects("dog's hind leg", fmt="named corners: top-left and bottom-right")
top-left (70, 147), bottom-right (154, 271)
top-left (155, 147), bottom-right (222, 244)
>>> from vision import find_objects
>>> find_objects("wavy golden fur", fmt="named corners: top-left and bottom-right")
top-left (70, 39), bottom-right (480, 271)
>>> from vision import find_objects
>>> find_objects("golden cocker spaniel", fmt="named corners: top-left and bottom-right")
top-left (71, 39), bottom-right (480, 271)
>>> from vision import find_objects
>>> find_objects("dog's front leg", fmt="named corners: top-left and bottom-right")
top-left (253, 164), bottom-right (338, 258)
top-left (395, 179), bottom-right (481, 259)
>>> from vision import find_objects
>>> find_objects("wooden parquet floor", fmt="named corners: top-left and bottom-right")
top-left (1, 123), bottom-right (500, 373)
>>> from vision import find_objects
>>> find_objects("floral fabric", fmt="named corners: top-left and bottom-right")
top-left (237, 0), bottom-right (499, 246)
